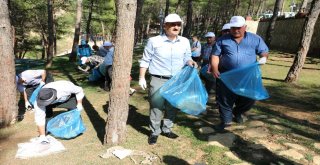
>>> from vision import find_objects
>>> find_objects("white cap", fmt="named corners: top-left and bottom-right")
top-left (81, 57), bottom-right (88, 64)
top-left (103, 41), bottom-right (112, 47)
top-left (204, 32), bottom-right (215, 38)
top-left (229, 16), bottom-right (246, 27)
top-left (164, 14), bottom-right (182, 23)
top-left (222, 23), bottom-right (231, 30)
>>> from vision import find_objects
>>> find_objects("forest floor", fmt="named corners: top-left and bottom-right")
top-left (0, 49), bottom-right (320, 165)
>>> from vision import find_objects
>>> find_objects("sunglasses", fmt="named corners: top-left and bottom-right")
top-left (166, 22), bottom-right (182, 27)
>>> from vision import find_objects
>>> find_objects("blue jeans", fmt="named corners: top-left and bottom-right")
top-left (216, 79), bottom-right (255, 124)
top-left (148, 76), bottom-right (178, 136)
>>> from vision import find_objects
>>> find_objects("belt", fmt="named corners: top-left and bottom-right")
top-left (151, 74), bottom-right (171, 79)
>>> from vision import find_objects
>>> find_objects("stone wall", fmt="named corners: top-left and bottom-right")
top-left (256, 18), bottom-right (320, 56)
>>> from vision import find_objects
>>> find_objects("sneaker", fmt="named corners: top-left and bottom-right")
top-left (148, 135), bottom-right (158, 145)
top-left (129, 88), bottom-right (136, 96)
top-left (214, 122), bottom-right (232, 132)
top-left (234, 114), bottom-right (244, 124)
top-left (161, 132), bottom-right (179, 139)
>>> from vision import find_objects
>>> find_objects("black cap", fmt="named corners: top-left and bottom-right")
top-left (37, 88), bottom-right (57, 107)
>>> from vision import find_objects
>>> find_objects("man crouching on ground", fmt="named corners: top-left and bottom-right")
top-left (34, 80), bottom-right (84, 144)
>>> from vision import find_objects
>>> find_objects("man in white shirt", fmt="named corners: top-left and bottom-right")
top-left (139, 13), bottom-right (197, 145)
top-left (16, 70), bottom-right (54, 114)
top-left (34, 80), bottom-right (85, 143)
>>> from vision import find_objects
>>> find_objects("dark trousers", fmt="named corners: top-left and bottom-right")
top-left (25, 72), bottom-right (54, 117)
top-left (104, 65), bottom-right (112, 90)
top-left (46, 94), bottom-right (77, 117)
top-left (216, 78), bottom-right (255, 124)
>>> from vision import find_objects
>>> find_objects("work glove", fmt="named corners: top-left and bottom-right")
top-left (25, 101), bottom-right (32, 110)
top-left (258, 57), bottom-right (267, 65)
top-left (39, 81), bottom-right (45, 86)
top-left (76, 104), bottom-right (84, 111)
top-left (139, 77), bottom-right (147, 90)
top-left (187, 60), bottom-right (198, 68)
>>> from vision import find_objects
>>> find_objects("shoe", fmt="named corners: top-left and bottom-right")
top-left (129, 88), bottom-right (136, 96)
top-left (214, 122), bottom-right (232, 132)
top-left (148, 135), bottom-right (158, 145)
top-left (161, 132), bottom-right (179, 139)
top-left (234, 114), bottom-right (244, 124)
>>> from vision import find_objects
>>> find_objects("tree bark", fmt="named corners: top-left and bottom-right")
top-left (299, 0), bottom-right (309, 13)
top-left (104, 0), bottom-right (137, 145)
top-left (233, 0), bottom-right (240, 16)
top-left (0, 0), bottom-right (17, 127)
top-left (285, 0), bottom-right (320, 83)
top-left (255, 0), bottom-right (263, 17)
top-left (182, 0), bottom-right (193, 38)
top-left (175, 0), bottom-right (182, 13)
top-left (69, 0), bottom-right (82, 62)
top-left (85, 0), bottom-right (94, 42)
top-left (164, 0), bottom-right (170, 16)
top-left (46, 0), bottom-right (54, 68)
top-left (134, 0), bottom-right (144, 46)
top-left (266, 0), bottom-right (284, 47)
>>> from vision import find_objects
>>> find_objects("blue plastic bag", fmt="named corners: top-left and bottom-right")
top-left (159, 66), bottom-right (208, 115)
top-left (88, 68), bottom-right (103, 81)
top-left (220, 62), bottom-right (269, 100)
top-left (29, 83), bottom-right (45, 106)
top-left (200, 64), bottom-right (215, 82)
top-left (46, 109), bottom-right (86, 139)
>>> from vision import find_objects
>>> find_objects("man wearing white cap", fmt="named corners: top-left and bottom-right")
top-left (211, 16), bottom-right (269, 131)
top-left (139, 13), bottom-right (197, 145)
top-left (98, 41), bottom-right (114, 91)
top-left (221, 23), bottom-right (230, 35)
top-left (200, 32), bottom-right (216, 93)
top-left (98, 41), bottom-right (114, 57)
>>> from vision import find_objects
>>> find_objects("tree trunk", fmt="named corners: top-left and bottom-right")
top-left (266, 0), bottom-right (284, 47)
top-left (164, 0), bottom-right (170, 16)
top-left (182, 0), bottom-right (193, 38)
top-left (101, 20), bottom-right (105, 41)
top-left (145, 16), bottom-right (151, 36)
top-left (285, 0), bottom-right (320, 83)
top-left (233, 0), bottom-right (240, 15)
top-left (53, 0), bottom-right (57, 56)
top-left (255, 0), bottom-right (263, 17)
top-left (175, 0), bottom-right (182, 13)
top-left (299, 0), bottom-right (309, 13)
top-left (246, 0), bottom-right (252, 16)
top-left (104, 0), bottom-right (137, 145)
top-left (0, 0), bottom-right (17, 127)
top-left (46, 0), bottom-right (54, 68)
top-left (69, 0), bottom-right (82, 62)
top-left (134, 0), bottom-right (144, 46)
top-left (86, 0), bottom-right (94, 42)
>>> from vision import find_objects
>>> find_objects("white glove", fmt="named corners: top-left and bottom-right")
top-left (76, 104), bottom-right (84, 111)
top-left (258, 57), bottom-right (267, 65)
top-left (139, 78), bottom-right (147, 90)
top-left (187, 60), bottom-right (198, 68)
top-left (39, 81), bottom-right (45, 86)
top-left (25, 101), bottom-right (32, 110)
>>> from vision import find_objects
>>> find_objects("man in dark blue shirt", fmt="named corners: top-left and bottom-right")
top-left (211, 16), bottom-right (269, 131)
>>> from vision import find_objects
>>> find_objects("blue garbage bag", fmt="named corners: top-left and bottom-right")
top-left (200, 64), bottom-right (215, 82)
top-left (159, 66), bottom-right (208, 115)
top-left (88, 68), bottom-right (103, 81)
top-left (29, 83), bottom-right (45, 106)
top-left (46, 109), bottom-right (86, 139)
top-left (220, 62), bottom-right (269, 100)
